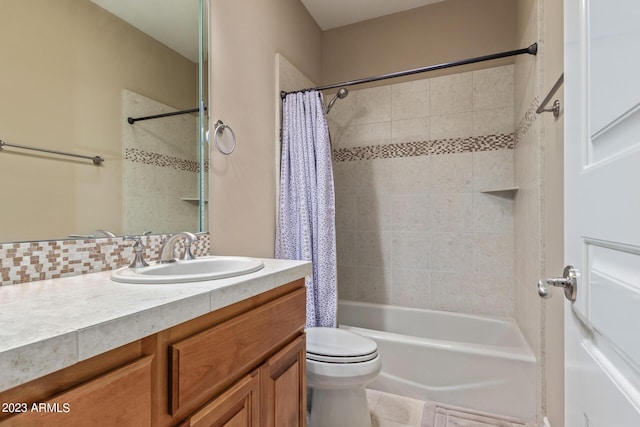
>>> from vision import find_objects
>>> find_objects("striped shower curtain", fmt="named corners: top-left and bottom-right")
top-left (276, 90), bottom-right (337, 328)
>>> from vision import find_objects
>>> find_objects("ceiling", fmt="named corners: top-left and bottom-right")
top-left (90, 0), bottom-right (200, 62)
top-left (89, 0), bottom-right (445, 61)
top-left (301, 0), bottom-right (446, 30)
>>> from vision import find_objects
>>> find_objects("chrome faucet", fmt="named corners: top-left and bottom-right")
top-left (92, 229), bottom-right (117, 238)
top-left (158, 232), bottom-right (199, 263)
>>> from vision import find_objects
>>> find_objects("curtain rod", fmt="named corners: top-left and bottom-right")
top-left (281, 43), bottom-right (537, 98)
top-left (127, 106), bottom-right (207, 124)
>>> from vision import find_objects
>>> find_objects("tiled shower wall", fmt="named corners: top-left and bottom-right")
top-left (331, 65), bottom-right (516, 317)
top-left (123, 90), bottom-right (207, 236)
top-left (513, 0), bottom-right (549, 423)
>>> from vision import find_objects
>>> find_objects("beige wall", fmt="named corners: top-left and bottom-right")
top-left (209, 0), bottom-right (322, 257)
top-left (514, 0), bottom-right (564, 424)
top-left (322, 0), bottom-right (518, 89)
top-left (0, 0), bottom-right (197, 242)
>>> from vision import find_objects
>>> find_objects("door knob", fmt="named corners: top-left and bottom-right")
top-left (538, 265), bottom-right (578, 302)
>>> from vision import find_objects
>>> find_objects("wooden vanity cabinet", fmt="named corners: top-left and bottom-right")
top-left (0, 278), bottom-right (307, 427)
top-left (180, 334), bottom-right (306, 427)
top-left (162, 281), bottom-right (306, 426)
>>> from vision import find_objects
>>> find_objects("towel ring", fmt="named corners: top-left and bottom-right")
top-left (213, 120), bottom-right (236, 155)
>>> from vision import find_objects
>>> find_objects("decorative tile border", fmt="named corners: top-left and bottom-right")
top-left (0, 232), bottom-right (211, 286)
top-left (125, 147), bottom-right (209, 173)
top-left (514, 97), bottom-right (539, 145)
top-left (332, 133), bottom-right (514, 162)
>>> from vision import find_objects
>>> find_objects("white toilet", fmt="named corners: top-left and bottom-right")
top-left (306, 327), bottom-right (381, 427)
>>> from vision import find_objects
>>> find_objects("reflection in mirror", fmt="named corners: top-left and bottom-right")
top-left (0, 0), bottom-right (208, 243)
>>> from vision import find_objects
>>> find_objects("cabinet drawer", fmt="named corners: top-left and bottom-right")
top-left (169, 287), bottom-right (306, 414)
top-left (2, 355), bottom-right (153, 427)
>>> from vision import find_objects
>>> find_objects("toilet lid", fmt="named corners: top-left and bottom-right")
top-left (306, 327), bottom-right (378, 363)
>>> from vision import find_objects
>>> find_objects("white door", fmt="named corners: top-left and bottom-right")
top-left (564, 0), bottom-right (640, 425)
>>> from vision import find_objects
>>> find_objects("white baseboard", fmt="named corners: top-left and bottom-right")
top-left (542, 416), bottom-right (552, 427)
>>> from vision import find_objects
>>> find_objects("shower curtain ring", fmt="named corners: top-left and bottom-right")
top-left (213, 120), bottom-right (236, 155)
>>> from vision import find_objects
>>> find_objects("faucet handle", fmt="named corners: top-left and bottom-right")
top-left (182, 235), bottom-right (200, 261)
top-left (124, 235), bottom-right (144, 245)
top-left (123, 235), bottom-right (150, 268)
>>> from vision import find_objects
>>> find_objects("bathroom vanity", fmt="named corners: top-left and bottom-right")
top-left (0, 259), bottom-right (310, 426)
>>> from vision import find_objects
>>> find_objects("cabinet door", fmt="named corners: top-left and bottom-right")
top-left (2, 356), bottom-right (153, 427)
top-left (260, 334), bottom-right (306, 427)
top-left (182, 369), bottom-right (260, 427)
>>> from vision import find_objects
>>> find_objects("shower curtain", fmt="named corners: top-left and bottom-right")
top-left (276, 90), bottom-right (337, 328)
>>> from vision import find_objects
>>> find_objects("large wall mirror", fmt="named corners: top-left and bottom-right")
top-left (0, 0), bottom-right (209, 243)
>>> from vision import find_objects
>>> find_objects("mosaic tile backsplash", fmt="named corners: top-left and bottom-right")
top-left (0, 233), bottom-right (210, 286)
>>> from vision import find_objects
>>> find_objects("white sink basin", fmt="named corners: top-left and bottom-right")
top-left (110, 256), bottom-right (264, 284)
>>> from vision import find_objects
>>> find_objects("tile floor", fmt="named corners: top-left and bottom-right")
top-left (367, 389), bottom-right (535, 427)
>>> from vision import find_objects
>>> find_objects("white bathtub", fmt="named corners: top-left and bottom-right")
top-left (338, 300), bottom-right (536, 420)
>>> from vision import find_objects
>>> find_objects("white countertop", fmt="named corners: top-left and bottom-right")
top-left (0, 258), bottom-right (311, 392)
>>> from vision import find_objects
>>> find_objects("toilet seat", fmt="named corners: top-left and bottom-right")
top-left (307, 351), bottom-right (378, 363)
top-left (306, 327), bottom-right (378, 364)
